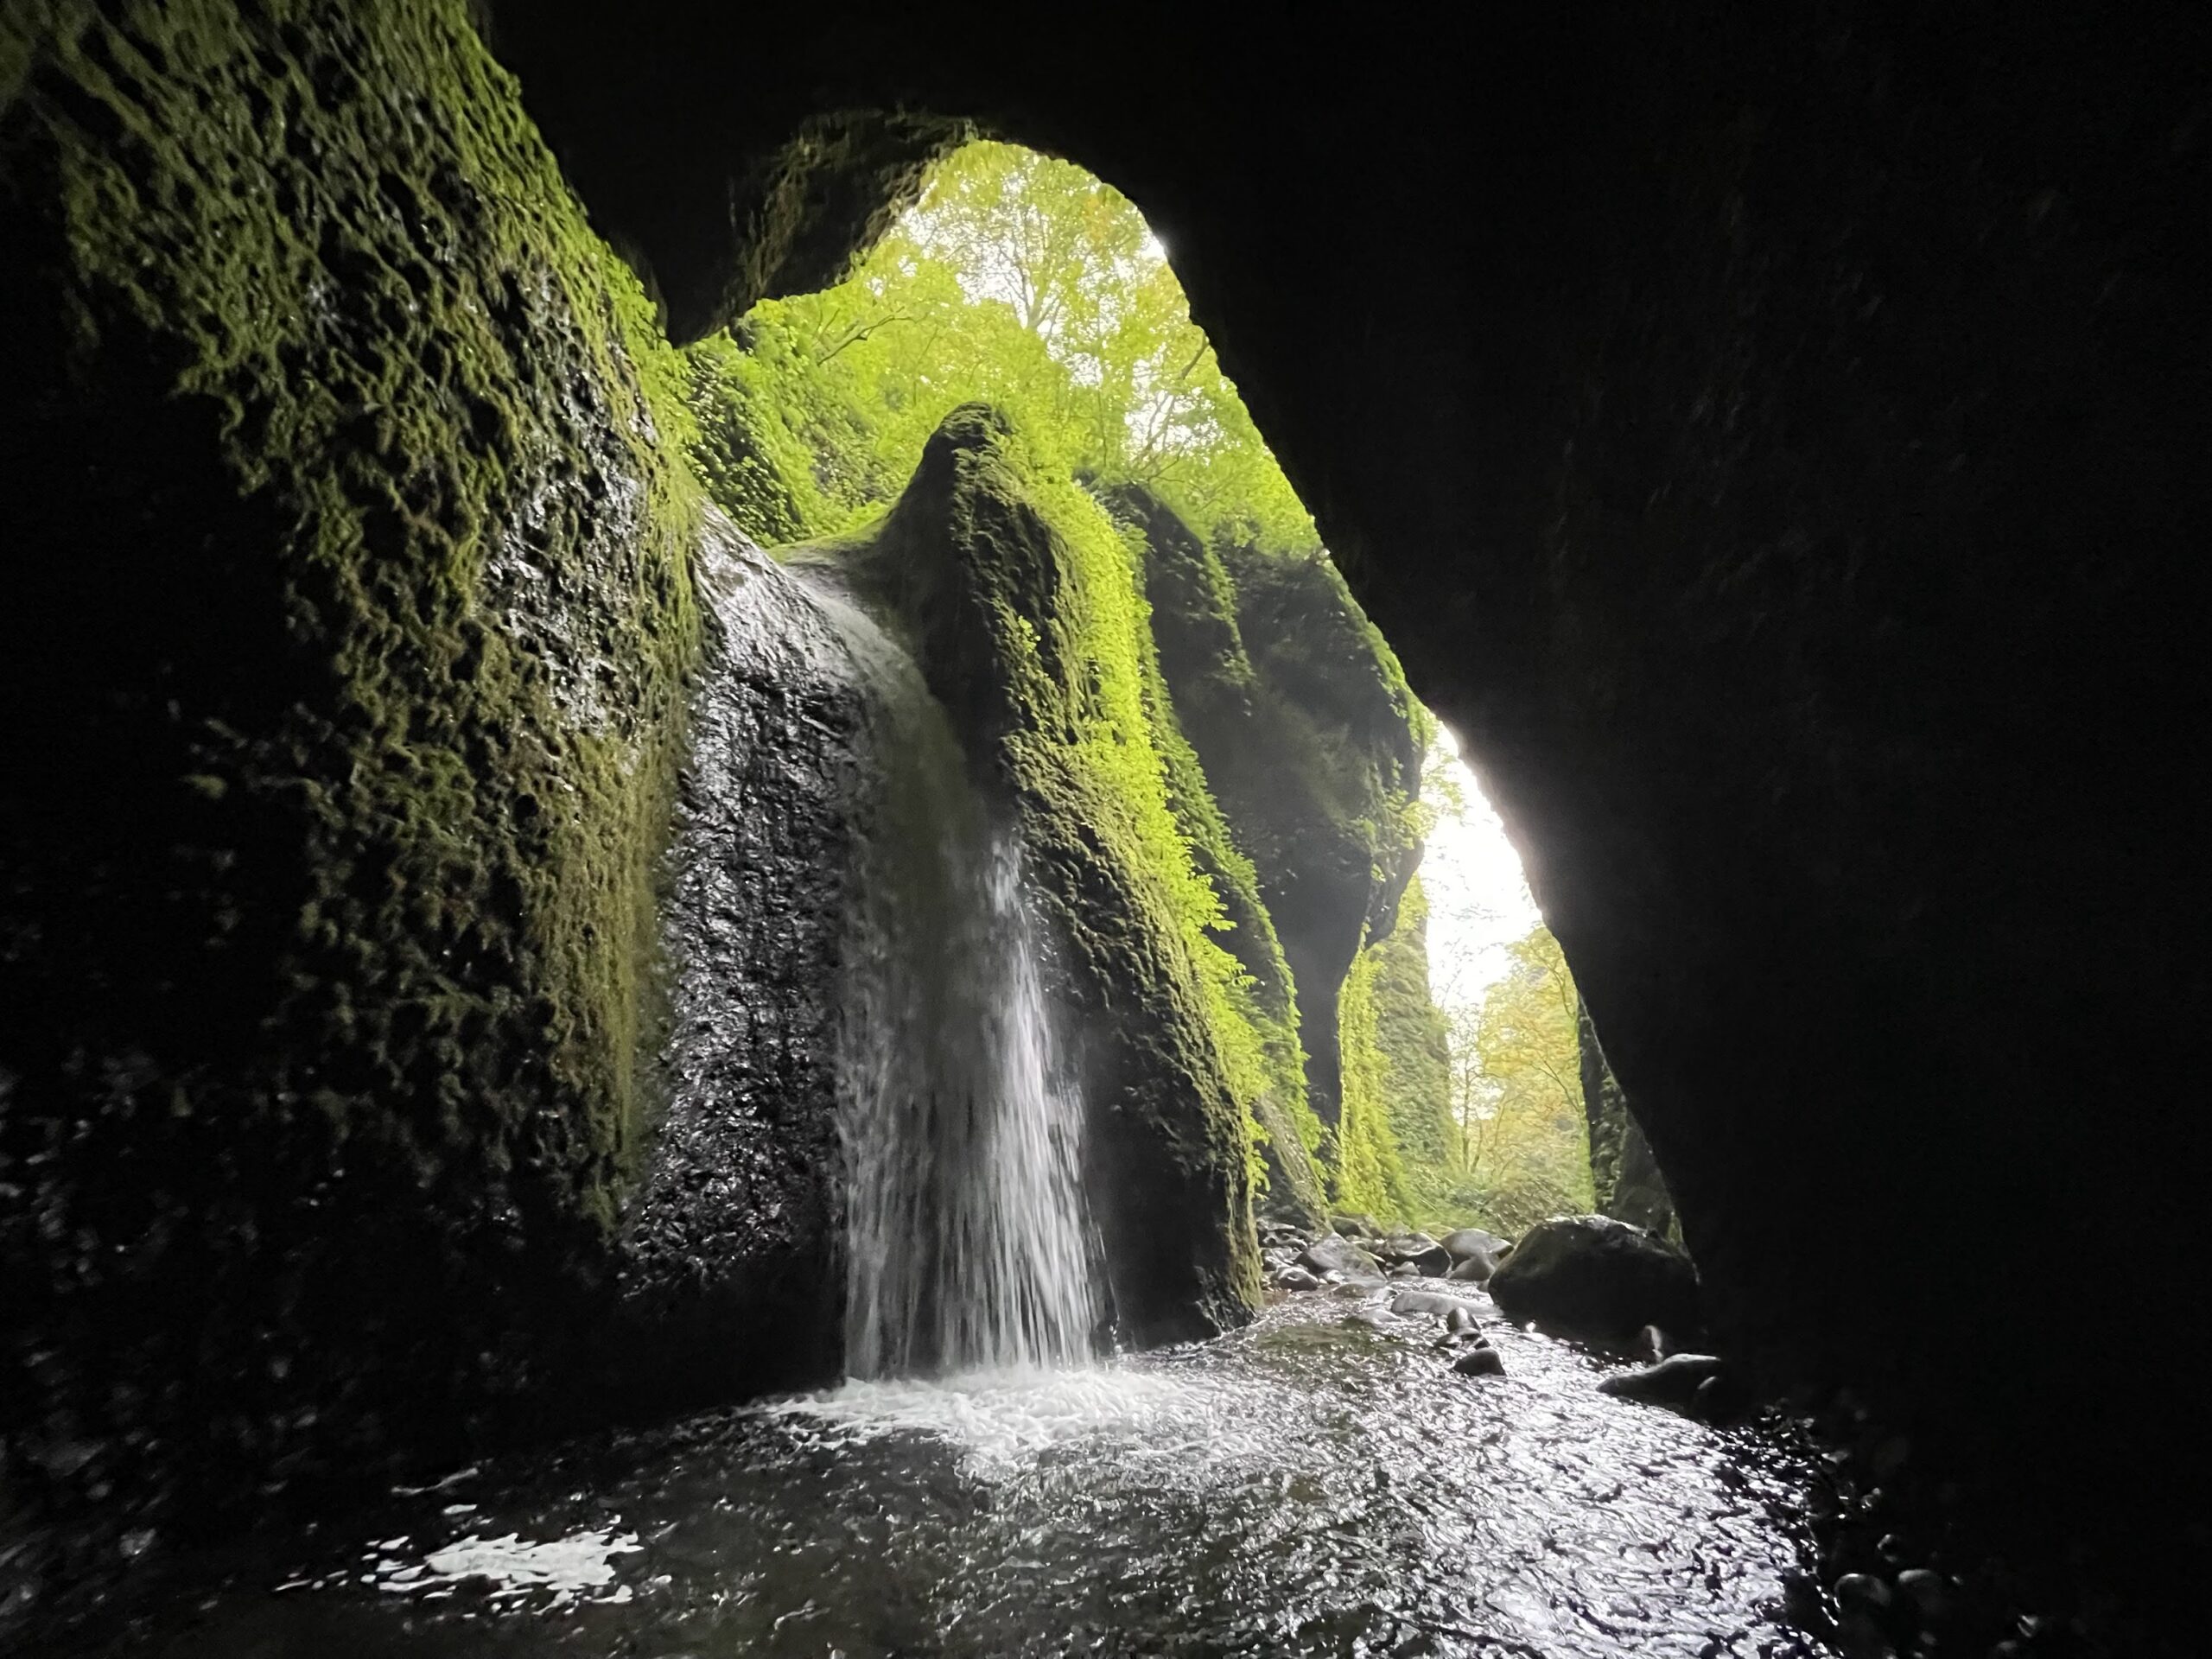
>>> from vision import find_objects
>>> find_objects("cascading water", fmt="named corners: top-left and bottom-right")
top-left (799, 575), bottom-right (1099, 1378)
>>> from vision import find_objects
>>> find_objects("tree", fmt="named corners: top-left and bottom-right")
top-left (1446, 925), bottom-right (1596, 1231)
top-left (696, 142), bottom-right (1319, 556)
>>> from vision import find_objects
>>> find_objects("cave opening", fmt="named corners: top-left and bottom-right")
top-left (5, 5), bottom-right (2205, 1653)
top-left (689, 137), bottom-right (1651, 1256)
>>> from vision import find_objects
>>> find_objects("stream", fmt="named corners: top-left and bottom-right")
top-left (55, 1282), bottom-right (1834, 1658)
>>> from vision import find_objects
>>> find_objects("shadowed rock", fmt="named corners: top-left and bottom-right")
top-left (1487, 1216), bottom-right (1700, 1344)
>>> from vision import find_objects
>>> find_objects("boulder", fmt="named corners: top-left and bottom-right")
top-left (1299, 1234), bottom-right (1383, 1279)
top-left (1596, 1352), bottom-right (1726, 1411)
top-left (1329, 1212), bottom-right (1384, 1240)
top-left (1485, 1214), bottom-right (1700, 1342)
top-left (1452, 1346), bottom-right (1506, 1378)
top-left (1446, 1249), bottom-right (1500, 1283)
top-left (1440, 1227), bottom-right (1509, 1262)
top-left (1389, 1287), bottom-right (1480, 1321)
top-left (1373, 1232), bottom-right (1452, 1275)
top-left (1273, 1266), bottom-right (1321, 1293)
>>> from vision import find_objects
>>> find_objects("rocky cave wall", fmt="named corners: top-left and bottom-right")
top-left (3, 0), bottom-right (2207, 1599)
top-left (1577, 1004), bottom-right (1674, 1237)
top-left (483, 0), bottom-right (2212, 1563)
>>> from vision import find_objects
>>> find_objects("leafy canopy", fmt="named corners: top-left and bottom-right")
top-left (697, 142), bottom-right (1319, 555)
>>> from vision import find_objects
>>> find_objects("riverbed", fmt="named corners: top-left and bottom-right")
top-left (51, 1282), bottom-right (1834, 1657)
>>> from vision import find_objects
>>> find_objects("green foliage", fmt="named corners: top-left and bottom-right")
top-left (1329, 941), bottom-right (1414, 1220)
top-left (683, 141), bottom-right (1318, 555)
top-left (1448, 925), bottom-right (1598, 1232)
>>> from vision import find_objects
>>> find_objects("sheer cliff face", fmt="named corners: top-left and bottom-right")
top-left (1133, 492), bottom-right (1425, 1135)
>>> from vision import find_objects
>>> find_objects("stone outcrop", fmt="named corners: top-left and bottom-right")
top-left (1578, 1001), bottom-right (1675, 1236)
top-left (791, 409), bottom-right (1263, 1344)
top-left (1487, 1215), bottom-right (1702, 1344)
top-left (1133, 491), bottom-right (1426, 1132)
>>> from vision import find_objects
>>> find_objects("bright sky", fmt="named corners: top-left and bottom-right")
top-left (1421, 721), bottom-right (1542, 1020)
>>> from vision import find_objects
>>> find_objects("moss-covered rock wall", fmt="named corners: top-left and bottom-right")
top-left (798, 410), bottom-right (1263, 1341)
top-left (0, 0), bottom-right (859, 1587)
top-left (1135, 487), bottom-right (1433, 1218)
top-left (1166, 537), bottom-right (1427, 1131)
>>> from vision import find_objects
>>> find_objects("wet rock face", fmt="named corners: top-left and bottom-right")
top-left (0, 0), bottom-right (713, 1571)
top-left (0, 2), bottom-right (861, 1584)
top-left (1578, 1005), bottom-right (1674, 1236)
top-left (799, 409), bottom-right (1262, 1346)
top-left (1487, 1216), bottom-right (1702, 1345)
top-left (612, 518), bottom-right (861, 1403)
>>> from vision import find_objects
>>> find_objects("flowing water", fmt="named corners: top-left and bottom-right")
top-left (803, 575), bottom-right (1099, 1376)
top-left (48, 1287), bottom-right (1835, 1657)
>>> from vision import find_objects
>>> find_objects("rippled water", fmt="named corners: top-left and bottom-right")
top-left (56, 1282), bottom-right (1833, 1658)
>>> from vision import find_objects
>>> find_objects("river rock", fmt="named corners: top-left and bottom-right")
top-left (1446, 1251), bottom-right (1499, 1283)
top-left (1452, 1345), bottom-right (1506, 1377)
top-left (1389, 1287), bottom-right (1479, 1321)
top-left (1329, 1212), bottom-right (1384, 1240)
top-left (1596, 1352), bottom-right (1726, 1412)
top-left (1895, 1567), bottom-right (1945, 1620)
top-left (1300, 1235), bottom-right (1382, 1278)
top-left (1372, 1232), bottom-right (1452, 1275)
top-left (1440, 1227), bottom-right (1509, 1262)
top-left (1274, 1266), bottom-right (1320, 1292)
top-left (1485, 1214), bottom-right (1701, 1342)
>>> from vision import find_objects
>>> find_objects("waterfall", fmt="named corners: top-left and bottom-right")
top-left (799, 575), bottom-right (1099, 1378)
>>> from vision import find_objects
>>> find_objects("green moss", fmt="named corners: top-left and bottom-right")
top-left (1, 0), bottom-right (709, 1516)
top-left (805, 405), bottom-right (1263, 1336)
top-left (1329, 941), bottom-right (1414, 1220)
top-left (1335, 877), bottom-right (1459, 1228)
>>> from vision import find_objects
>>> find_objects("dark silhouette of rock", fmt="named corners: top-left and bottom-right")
top-left (1598, 1353), bottom-right (1726, 1412)
top-left (1452, 1346), bottom-right (1506, 1378)
top-left (1487, 1216), bottom-right (1700, 1343)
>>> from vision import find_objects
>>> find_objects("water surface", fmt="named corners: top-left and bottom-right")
top-left (69, 1284), bottom-right (1833, 1657)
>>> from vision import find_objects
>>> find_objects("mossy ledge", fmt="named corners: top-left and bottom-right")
top-left (793, 408), bottom-right (1265, 1343)
top-left (0, 0), bottom-right (726, 1576)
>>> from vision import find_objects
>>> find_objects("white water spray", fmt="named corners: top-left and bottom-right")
top-left (802, 575), bottom-right (1099, 1378)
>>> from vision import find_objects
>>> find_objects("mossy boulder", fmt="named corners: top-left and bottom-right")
top-left (794, 408), bottom-right (1262, 1344)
